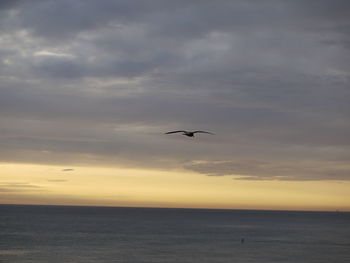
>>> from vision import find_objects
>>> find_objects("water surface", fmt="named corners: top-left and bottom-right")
top-left (1, 205), bottom-right (349, 263)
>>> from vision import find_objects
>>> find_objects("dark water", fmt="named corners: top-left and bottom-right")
top-left (0, 205), bottom-right (349, 263)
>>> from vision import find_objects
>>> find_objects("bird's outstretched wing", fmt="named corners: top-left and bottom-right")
top-left (193, 131), bottom-right (214, 135)
top-left (165, 130), bottom-right (187, 134)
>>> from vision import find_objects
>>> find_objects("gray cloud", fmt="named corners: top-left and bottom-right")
top-left (0, 0), bottom-right (349, 180)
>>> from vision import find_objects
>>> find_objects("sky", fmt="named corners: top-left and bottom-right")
top-left (0, 0), bottom-right (349, 211)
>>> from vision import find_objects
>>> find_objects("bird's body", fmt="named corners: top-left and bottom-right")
top-left (165, 130), bottom-right (214, 137)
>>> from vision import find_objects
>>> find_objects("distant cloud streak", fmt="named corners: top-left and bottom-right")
top-left (0, 183), bottom-right (43, 192)
top-left (185, 160), bottom-right (350, 181)
top-left (61, 168), bottom-right (74, 172)
top-left (47, 179), bottom-right (68, 182)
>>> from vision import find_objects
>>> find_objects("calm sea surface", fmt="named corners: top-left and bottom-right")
top-left (0, 205), bottom-right (349, 263)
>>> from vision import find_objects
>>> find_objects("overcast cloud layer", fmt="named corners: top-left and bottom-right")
top-left (0, 0), bottom-right (349, 181)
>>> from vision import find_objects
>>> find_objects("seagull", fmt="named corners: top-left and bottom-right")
top-left (165, 130), bottom-right (214, 137)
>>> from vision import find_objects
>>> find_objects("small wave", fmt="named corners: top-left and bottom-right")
top-left (0, 249), bottom-right (38, 255)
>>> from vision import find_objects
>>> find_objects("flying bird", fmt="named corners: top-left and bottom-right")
top-left (165, 130), bottom-right (214, 137)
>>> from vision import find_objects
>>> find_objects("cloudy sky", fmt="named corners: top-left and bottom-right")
top-left (1, 0), bottom-right (349, 210)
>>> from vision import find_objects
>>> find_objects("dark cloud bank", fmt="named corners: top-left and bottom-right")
top-left (0, 0), bottom-right (349, 181)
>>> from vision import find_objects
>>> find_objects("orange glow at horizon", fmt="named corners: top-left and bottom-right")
top-left (1, 162), bottom-right (349, 212)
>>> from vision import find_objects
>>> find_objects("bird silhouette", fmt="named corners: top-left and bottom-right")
top-left (165, 130), bottom-right (214, 137)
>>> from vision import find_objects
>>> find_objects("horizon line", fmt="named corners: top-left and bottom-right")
top-left (0, 203), bottom-right (348, 213)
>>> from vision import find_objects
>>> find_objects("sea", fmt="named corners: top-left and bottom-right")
top-left (0, 205), bottom-right (349, 263)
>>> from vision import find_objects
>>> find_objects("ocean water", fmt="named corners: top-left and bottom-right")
top-left (0, 205), bottom-right (349, 263)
